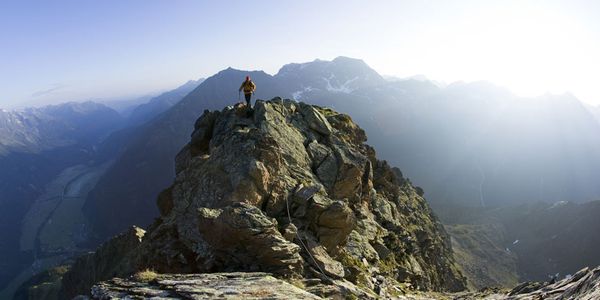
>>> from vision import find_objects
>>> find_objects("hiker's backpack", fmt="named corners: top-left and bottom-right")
top-left (243, 80), bottom-right (255, 93)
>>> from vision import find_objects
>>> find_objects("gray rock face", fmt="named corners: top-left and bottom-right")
top-left (196, 203), bottom-right (303, 275)
top-left (91, 272), bottom-right (321, 299)
top-left (299, 104), bottom-right (333, 136)
top-left (62, 99), bottom-right (466, 298)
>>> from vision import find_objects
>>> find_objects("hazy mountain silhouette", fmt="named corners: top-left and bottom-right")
top-left (127, 79), bottom-right (204, 126)
top-left (0, 102), bottom-right (123, 156)
top-left (82, 57), bottom-right (600, 243)
top-left (588, 104), bottom-right (600, 124)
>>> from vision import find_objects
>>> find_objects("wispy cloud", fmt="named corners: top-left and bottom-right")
top-left (31, 83), bottom-right (66, 97)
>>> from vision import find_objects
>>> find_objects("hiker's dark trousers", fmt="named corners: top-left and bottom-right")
top-left (245, 93), bottom-right (252, 107)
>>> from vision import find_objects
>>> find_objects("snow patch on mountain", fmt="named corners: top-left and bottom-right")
top-left (291, 86), bottom-right (314, 100)
top-left (323, 75), bottom-right (359, 94)
top-left (549, 201), bottom-right (569, 210)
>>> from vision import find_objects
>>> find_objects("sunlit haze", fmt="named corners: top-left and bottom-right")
top-left (1, 0), bottom-right (599, 108)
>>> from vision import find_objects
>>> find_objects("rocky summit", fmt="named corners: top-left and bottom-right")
top-left (62, 98), bottom-right (466, 298)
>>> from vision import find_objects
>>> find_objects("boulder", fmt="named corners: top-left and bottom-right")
top-left (331, 146), bottom-right (370, 202)
top-left (190, 110), bottom-right (219, 156)
top-left (306, 240), bottom-right (345, 279)
top-left (298, 103), bottom-right (333, 136)
top-left (316, 200), bottom-right (356, 251)
top-left (196, 203), bottom-right (304, 276)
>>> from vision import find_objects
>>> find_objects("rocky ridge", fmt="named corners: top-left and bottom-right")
top-left (507, 266), bottom-right (600, 300)
top-left (62, 98), bottom-right (465, 298)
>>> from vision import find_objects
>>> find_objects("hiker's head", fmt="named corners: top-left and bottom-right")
top-left (246, 76), bottom-right (250, 81)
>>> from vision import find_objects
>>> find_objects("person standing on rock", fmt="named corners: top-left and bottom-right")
top-left (239, 76), bottom-right (256, 108)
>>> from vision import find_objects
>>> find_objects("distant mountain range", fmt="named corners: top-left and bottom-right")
top-left (127, 79), bottom-right (203, 126)
top-left (82, 57), bottom-right (600, 242)
top-left (0, 102), bottom-right (123, 156)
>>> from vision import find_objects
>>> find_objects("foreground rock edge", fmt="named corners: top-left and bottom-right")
top-left (91, 272), bottom-right (321, 300)
top-left (89, 265), bottom-right (600, 299)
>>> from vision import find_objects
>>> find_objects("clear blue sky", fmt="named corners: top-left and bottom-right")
top-left (1, 0), bottom-right (599, 108)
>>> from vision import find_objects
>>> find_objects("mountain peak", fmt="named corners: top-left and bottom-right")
top-left (332, 55), bottom-right (366, 64)
top-left (277, 56), bottom-right (378, 76)
top-left (210, 67), bottom-right (272, 82)
top-left (62, 98), bottom-right (465, 298)
top-left (276, 57), bottom-right (385, 97)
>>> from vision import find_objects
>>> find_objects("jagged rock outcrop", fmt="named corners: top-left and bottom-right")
top-left (62, 99), bottom-right (466, 298)
top-left (507, 266), bottom-right (600, 300)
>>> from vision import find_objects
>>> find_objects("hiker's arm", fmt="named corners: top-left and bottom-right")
top-left (238, 83), bottom-right (243, 92)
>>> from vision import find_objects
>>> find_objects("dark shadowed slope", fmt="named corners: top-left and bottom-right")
top-left (0, 102), bottom-right (124, 291)
top-left (439, 199), bottom-right (600, 284)
top-left (495, 201), bottom-right (600, 281)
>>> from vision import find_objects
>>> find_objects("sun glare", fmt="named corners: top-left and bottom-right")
top-left (371, 1), bottom-right (600, 104)
top-left (482, 7), bottom-right (597, 99)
